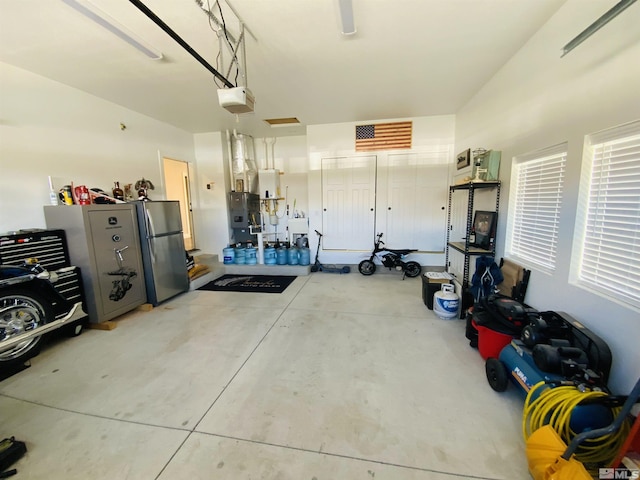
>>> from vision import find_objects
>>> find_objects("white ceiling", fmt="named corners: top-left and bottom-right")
top-left (0, 0), bottom-right (568, 137)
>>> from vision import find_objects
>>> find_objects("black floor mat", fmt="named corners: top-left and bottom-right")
top-left (197, 274), bottom-right (296, 294)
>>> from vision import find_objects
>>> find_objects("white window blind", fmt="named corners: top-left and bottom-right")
top-left (508, 145), bottom-right (566, 271)
top-left (578, 120), bottom-right (640, 309)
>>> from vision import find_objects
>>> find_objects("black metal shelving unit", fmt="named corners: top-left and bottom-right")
top-left (445, 181), bottom-right (501, 288)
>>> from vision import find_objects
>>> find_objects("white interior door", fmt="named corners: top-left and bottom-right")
top-left (385, 153), bottom-right (449, 251)
top-left (321, 156), bottom-right (376, 250)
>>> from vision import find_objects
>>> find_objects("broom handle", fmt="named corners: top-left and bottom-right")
top-left (562, 377), bottom-right (640, 460)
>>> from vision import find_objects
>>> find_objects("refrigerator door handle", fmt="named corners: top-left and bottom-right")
top-left (149, 237), bottom-right (156, 264)
top-left (145, 208), bottom-right (156, 238)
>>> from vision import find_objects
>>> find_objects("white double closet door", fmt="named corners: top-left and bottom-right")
top-left (321, 152), bottom-right (449, 251)
top-left (321, 155), bottom-right (377, 250)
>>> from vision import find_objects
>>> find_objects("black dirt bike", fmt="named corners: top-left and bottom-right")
top-left (358, 232), bottom-right (422, 279)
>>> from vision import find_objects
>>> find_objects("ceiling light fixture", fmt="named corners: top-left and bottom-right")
top-left (337, 0), bottom-right (357, 35)
top-left (61, 0), bottom-right (164, 60)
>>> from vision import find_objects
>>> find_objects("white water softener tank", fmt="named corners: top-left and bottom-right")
top-left (433, 284), bottom-right (460, 320)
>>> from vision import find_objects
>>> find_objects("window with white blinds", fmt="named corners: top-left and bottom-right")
top-left (576, 119), bottom-right (640, 309)
top-left (507, 144), bottom-right (566, 271)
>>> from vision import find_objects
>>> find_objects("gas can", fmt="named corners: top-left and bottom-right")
top-left (433, 284), bottom-right (459, 320)
top-left (74, 185), bottom-right (91, 205)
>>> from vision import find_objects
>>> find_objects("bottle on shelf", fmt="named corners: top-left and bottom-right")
top-left (112, 182), bottom-right (124, 201)
top-left (48, 176), bottom-right (59, 205)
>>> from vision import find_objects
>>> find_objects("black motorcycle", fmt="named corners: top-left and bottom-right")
top-left (0, 262), bottom-right (87, 370)
top-left (358, 232), bottom-right (422, 279)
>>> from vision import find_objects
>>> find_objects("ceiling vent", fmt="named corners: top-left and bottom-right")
top-left (264, 117), bottom-right (301, 128)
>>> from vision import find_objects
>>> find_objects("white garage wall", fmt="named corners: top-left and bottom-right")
top-left (194, 118), bottom-right (455, 264)
top-left (307, 115), bottom-right (456, 266)
top-left (454, 0), bottom-right (640, 393)
top-left (0, 62), bottom-right (196, 233)
top-left (192, 132), bottom-right (230, 257)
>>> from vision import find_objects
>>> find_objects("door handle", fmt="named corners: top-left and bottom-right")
top-left (115, 245), bottom-right (129, 260)
top-left (114, 245), bottom-right (129, 268)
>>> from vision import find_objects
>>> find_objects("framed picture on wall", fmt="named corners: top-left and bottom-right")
top-left (472, 210), bottom-right (497, 249)
top-left (456, 148), bottom-right (471, 170)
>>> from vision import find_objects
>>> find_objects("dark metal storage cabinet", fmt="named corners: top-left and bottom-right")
top-left (44, 205), bottom-right (147, 323)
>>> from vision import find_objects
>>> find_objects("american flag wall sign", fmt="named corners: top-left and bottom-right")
top-left (355, 121), bottom-right (412, 151)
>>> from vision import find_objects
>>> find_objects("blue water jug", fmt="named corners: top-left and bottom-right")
top-left (264, 247), bottom-right (277, 265)
top-left (234, 247), bottom-right (246, 264)
top-left (288, 247), bottom-right (299, 265)
top-left (276, 247), bottom-right (288, 265)
top-left (223, 247), bottom-right (235, 264)
top-left (245, 247), bottom-right (257, 265)
top-left (298, 247), bottom-right (311, 266)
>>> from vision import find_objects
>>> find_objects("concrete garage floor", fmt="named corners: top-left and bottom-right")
top-left (0, 272), bottom-right (526, 479)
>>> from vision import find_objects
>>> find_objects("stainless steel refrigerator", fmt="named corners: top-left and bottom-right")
top-left (136, 201), bottom-right (189, 306)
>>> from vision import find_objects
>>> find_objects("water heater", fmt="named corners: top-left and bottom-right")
top-left (258, 169), bottom-right (281, 199)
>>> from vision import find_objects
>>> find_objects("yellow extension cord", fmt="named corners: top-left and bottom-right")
top-left (523, 381), bottom-right (629, 469)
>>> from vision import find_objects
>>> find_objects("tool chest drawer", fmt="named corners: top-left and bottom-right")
top-left (0, 229), bottom-right (71, 270)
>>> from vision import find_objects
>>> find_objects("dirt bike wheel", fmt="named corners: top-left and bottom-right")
top-left (405, 261), bottom-right (422, 278)
top-left (0, 289), bottom-right (53, 366)
top-left (358, 260), bottom-right (376, 276)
